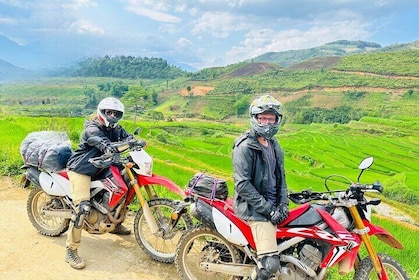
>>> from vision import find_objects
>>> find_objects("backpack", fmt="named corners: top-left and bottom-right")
top-left (187, 173), bottom-right (228, 200)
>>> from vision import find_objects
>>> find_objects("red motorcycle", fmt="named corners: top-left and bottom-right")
top-left (172, 157), bottom-right (410, 279)
top-left (21, 130), bottom-right (193, 263)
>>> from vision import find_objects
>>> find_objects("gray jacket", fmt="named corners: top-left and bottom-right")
top-left (232, 130), bottom-right (288, 221)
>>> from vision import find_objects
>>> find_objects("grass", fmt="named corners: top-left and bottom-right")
top-left (1, 115), bottom-right (418, 277)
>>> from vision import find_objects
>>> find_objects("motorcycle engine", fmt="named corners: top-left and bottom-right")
top-left (280, 244), bottom-right (322, 280)
top-left (300, 244), bottom-right (322, 271)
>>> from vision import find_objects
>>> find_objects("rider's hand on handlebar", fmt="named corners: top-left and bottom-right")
top-left (137, 139), bottom-right (147, 148)
top-left (128, 139), bottom-right (147, 149)
top-left (269, 203), bottom-right (289, 225)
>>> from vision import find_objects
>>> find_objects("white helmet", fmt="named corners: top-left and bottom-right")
top-left (249, 95), bottom-right (282, 139)
top-left (97, 97), bottom-right (125, 128)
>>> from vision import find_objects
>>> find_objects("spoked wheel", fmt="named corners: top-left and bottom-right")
top-left (175, 226), bottom-right (242, 280)
top-left (354, 254), bottom-right (410, 280)
top-left (134, 198), bottom-right (193, 263)
top-left (26, 187), bottom-right (70, 236)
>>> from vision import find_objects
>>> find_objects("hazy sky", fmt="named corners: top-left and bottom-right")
top-left (0, 0), bottom-right (418, 70)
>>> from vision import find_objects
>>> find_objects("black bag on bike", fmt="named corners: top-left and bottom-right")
top-left (187, 173), bottom-right (228, 200)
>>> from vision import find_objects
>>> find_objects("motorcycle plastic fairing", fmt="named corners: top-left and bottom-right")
top-left (138, 173), bottom-right (185, 197)
top-left (104, 166), bottom-right (128, 208)
top-left (130, 150), bottom-right (153, 176)
top-left (363, 220), bottom-right (404, 250)
top-left (206, 197), bottom-right (256, 249)
top-left (212, 206), bottom-right (249, 246)
top-left (39, 172), bottom-right (71, 197)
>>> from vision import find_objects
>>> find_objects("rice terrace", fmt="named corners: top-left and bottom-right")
top-left (0, 42), bottom-right (418, 278)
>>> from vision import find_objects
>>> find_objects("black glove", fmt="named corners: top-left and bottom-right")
top-left (269, 204), bottom-right (289, 226)
top-left (128, 139), bottom-right (147, 148)
top-left (137, 139), bottom-right (147, 148)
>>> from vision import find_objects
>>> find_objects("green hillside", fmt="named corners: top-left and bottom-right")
top-left (1, 48), bottom-right (418, 125)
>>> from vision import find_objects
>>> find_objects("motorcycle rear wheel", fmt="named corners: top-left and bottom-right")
top-left (354, 253), bottom-right (410, 280)
top-left (134, 198), bottom-right (193, 263)
top-left (175, 226), bottom-right (241, 280)
top-left (27, 187), bottom-right (70, 236)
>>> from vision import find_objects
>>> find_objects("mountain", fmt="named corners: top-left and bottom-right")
top-left (0, 59), bottom-right (37, 81)
top-left (249, 40), bottom-right (419, 68)
top-left (0, 35), bottom-right (83, 73)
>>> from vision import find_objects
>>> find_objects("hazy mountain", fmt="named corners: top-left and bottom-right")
top-left (249, 40), bottom-right (419, 68)
top-left (1, 33), bottom-right (418, 79)
top-left (0, 59), bottom-right (37, 81)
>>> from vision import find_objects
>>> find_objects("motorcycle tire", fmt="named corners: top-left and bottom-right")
top-left (133, 198), bottom-right (193, 263)
top-left (26, 187), bottom-right (70, 237)
top-left (175, 226), bottom-right (241, 280)
top-left (354, 253), bottom-right (410, 280)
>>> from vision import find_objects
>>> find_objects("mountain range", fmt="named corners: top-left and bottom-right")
top-left (0, 34), bottom-right (418, 81)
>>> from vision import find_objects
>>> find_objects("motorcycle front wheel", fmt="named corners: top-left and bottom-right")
top-left (27, 187), bottom-right (70, 236)
top-left (175, 226), bottom-right (241, 280)
top-left (354, 253), bottom-right (410, 280)
top-left (134, 198), bottom-right (193, 263)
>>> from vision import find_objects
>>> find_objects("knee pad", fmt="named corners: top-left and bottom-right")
top-left (73, 200), bottom-right (91, 229)
top-left (254, 255), bottom-right (280, 279)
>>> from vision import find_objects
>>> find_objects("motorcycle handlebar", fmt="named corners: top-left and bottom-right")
top-left (289, 180), bottom-right (383, 204)
top-left (88, 138), bottom-right (148, 167)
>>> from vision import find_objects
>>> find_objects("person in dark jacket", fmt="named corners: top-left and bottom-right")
top-left (65, 97), bottom-right (134, 269)
top-left (232, 95), bottom-right (289, 280)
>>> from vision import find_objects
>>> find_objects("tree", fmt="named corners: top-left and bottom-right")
top-left (147, 110), bottom-right (164, 126)
top-left (122, 85), bottom-right (149, 123)
top-left (187, 86), bottom-right (192, 97)
top-left (234, 96), bottom-right (250, 116)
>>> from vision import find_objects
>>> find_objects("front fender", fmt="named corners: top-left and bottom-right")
top-left (138, 174), bottom-right (185, 197)
top-left (364, 220), bottom-right (404, 250)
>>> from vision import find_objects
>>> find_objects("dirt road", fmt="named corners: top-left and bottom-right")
top-left (0, 177), bottom-right (177, 280)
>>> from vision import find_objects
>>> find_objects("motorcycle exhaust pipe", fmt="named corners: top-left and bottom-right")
top-left (200, 262), bottom-right (254, 277)
top-left (41, 209), bottom-right (72, 219)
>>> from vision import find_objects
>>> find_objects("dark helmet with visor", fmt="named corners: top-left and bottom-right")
top-left (249, 95), bottom-right (282, 139)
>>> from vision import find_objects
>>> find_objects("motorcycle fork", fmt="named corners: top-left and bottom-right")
top-left (124, 163), bottom-right (159, 234)
top-left (348, 205), bottom-right (384, 277)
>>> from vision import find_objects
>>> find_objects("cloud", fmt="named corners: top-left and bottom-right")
top-left (177, 37), bottom-right (192, 47)
top-left (0, 16), bottom-right (20, 26)
top-left (68, 20), bottom-right (104, 34)
top-left (192, 12), bottom-right (249, 38)
top-left (124, 2), bottom-right (181, 23)
top-left (61, 0), bottom-right (97, 9)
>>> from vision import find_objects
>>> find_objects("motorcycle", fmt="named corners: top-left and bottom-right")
top-left (21, 130), bottom-right (193, 263)
top-left (172, 157), bottom-right (410, 279)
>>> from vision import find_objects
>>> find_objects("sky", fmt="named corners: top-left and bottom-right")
top-left (0, 0), bottom-right (418, 70)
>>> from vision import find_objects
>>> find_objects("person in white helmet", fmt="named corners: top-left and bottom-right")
top-left (65, 97), bottom-right (137, 269)
top-left (232, 95), bottom-right (289, 280)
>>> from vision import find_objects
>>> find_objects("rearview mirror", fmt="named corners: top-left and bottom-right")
top-left (358, 157), bottom-right (374, 170)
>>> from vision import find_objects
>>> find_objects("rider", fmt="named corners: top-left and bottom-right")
top-left (65, 97), bottom-right (135, 269)
top-left (232, 95), bottom-right (289, 280)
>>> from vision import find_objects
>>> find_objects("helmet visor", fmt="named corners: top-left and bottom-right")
top-left (104, 109), bottom-right (123, 118)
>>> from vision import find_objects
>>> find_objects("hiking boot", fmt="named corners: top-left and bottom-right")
top-left (110, 224), bottom-right (131, 235)
top-left (65, 247), bottom-right (86, 269)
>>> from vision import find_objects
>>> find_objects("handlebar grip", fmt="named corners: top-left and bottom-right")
top-left (368, 181), bottom-right (383, 193)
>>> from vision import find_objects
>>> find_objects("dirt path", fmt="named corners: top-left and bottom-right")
top-left (1, 177), bottom-right (416, 280)
top-left (0, 177), bottom-right (177, 280)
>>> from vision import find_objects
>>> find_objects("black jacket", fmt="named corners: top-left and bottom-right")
top-left (232, 130), bottom-right (288, 221)
top-left (67, 119), bottom-right (132, 176)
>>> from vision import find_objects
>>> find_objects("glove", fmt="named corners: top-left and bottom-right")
top-left (269, 204), bottom-right (289, 226)
top-left (128, 139), bottom-right (147, 148)
top-left (137, 139), bottom-right (147, 148)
